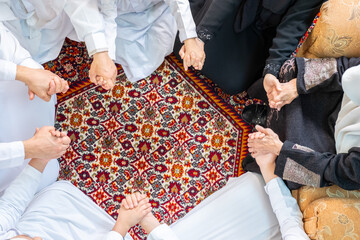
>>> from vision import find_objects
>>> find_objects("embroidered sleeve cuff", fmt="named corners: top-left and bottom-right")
top-left (105, 231), bottom-right (124, 240)
top-left (0, 59), bottom-right (17, 81)
top-left (263, 62), bottom-right (282, 78)
top-left (274, 140), bottom-right (296, 178)
top-left (196, 28), bottom-right (214, 44)
top-left (84, 32), bottom-right (109, 57)
top-left (296, 57), bottom-right (337, 93)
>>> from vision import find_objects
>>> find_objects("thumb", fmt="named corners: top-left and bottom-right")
top-left (28, 89), bottom-right (35, 100)
top-left (179, 46), bottom-right (185, 59)
top-left (48, 79), bottom-right (56, 95)
top-left (274, 79), bottom-right (282, 91)
top-left (255, 125), bottom-right (266, 134)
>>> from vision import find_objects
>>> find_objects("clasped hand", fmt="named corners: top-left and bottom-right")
top-left (263, 74), bottom-right (298, 110)
top-left (180, 38), bottom-right (206, 71)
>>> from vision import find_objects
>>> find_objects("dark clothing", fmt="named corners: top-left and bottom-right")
top-left (255, 57), bottom-right (360, 190)
top-left (174, 0), bottom-right (325, 94)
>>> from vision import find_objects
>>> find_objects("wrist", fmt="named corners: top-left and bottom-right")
top-left (23, 138), bottom-right (35, 159)
top-left (93, 51), bottom-right (109, 60)
top-left (16, 65), bottom-right (31, 84)
top-left (28, 158), bottom-right (49, 173)
top-left (112, 220), bottom-right (131, 237)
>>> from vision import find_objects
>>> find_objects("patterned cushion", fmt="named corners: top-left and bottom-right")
top-left (297, 0), bottom-right (360, 58)
top-left (303, 198), bottom-right (360, 240)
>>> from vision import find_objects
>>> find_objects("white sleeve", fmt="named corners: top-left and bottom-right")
top-left (147, 224), bottom-right (180, 240)
top-left (0, 142), bottom-right (25, 169)
top-left (265, 178), bottom-right (310, 240)
top-left (0, 165), bottom-right (41, 233)
top-left (0, 22), bottom-right (41, 82)
top-left (163, 0), bottom-right (197, 42)
top-left (64, 0), bottom-right (109, 56)
top-left (105, 231), bottom-right (125, 240)
top-left (98, 0), bottom-right (117, 60)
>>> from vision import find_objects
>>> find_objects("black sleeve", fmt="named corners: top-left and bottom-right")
top-left (296, 57), bottom-right (360, 94)
top-left (275, 141), bottom-right (360, 190)
top-left (195, 0), bottom-right (244, 43)
top-left (263, 0), bottom-right (324, 77)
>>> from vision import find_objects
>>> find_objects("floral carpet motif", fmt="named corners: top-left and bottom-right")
top-left (46, 38), bottom-right (255, 240)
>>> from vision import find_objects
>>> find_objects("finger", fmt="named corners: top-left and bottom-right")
top-left (183, 54), bottom-right (189, 71)
top-left (255, 125), bottom-right (266, 134)
top-left (131, 194), bottom-right (138, 207)
top-left (53, 76), bottom-right (61, 93)
top-left (179, 46), bottom-right (185, 59)
top-left (135, 192), bottom-right (142, 202)
top-left (48, 80), bottom-right (56, 95)
top-left (190, 52), bottom-right (196, 67)
top-left (89, 67), bottom-right (97, 84)
top-left (35, 128), bottom-right (40, 134)
top-left (126, 195), bottom-right (134, 208)
top-left (121, 199), bottom-right (129, 209)
top-left (28, 89), bottom-right (35, 101)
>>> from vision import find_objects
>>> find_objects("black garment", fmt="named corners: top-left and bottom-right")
top-left (251, 57), bottom-right (360, 190)
top-left (174, 0), bottom-right (325, 95)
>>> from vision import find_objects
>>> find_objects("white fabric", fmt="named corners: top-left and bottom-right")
top-left (0, 22), bottom-right (58, 194)
top-left (7, 0), bottom-right (110, 63)
top-left (335, 65), bottom-right (360, 153)
top-left (0, 0), bottom-right (17, 21)
top-left (265, 177), bottom-right (309, 240)
top-left (113, 0), bottom-right (197, 82)
top-left (171, 173), bottom-right (282, 240)
top-left (0, 141), bottom-right (24, 169)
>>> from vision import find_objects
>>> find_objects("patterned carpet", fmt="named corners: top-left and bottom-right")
top-left (45, 38), bottom-right (258, 239)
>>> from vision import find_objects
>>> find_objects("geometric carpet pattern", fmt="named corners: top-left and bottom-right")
top-left (44, 38), bottom-right (257, 239)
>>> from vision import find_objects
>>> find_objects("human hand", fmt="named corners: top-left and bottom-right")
top-left (23, 126), bottom-right (71, 160)
top-left (114, 195), bottom-right (152, 237)
top-left (264, 74), bottom-right (298, 110)
top-left (121, 192), bottom-right (147, 209)
top-left (16, 66), bottom-right (69, 102)
top-left (247, 125), bottom-right (283, 157)
top-left (254, 152), bottom-right (277, 184)
top-left (89, 51), bottom-right (117, 90)
top-left (180, 38), bottom-right (205, 71)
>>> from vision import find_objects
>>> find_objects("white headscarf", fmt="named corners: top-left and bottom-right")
top-left (335, 65), bottom-right (360, 153)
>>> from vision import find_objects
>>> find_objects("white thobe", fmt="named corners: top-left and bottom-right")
top-left (113, 0), bottom-right (197, 82)
top-left (0, 165), bottom-right (307, 239)
top-left (335, 65), bottom-right (360, 154)
top-left (0, 21), bottom-right (58, 194)
top-left (7, 0), bottom-right (112, 63)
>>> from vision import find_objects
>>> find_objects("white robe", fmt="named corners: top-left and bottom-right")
top-left (0, 21), bottom-right (58, 194)
top-left (0, 165), bottom-right (307, 240)
top-left (112, 0), bottom-right (197, 82)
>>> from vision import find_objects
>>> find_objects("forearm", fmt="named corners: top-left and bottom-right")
top-left (296, 57), bottom-right (360, 94)
top-left (264, 0), bottom-right (324, 77)
top-left (265, 178), bottom-right (309, 240)
top-left (195, 0), bottom-right (243, 43)
top-left (0, 142), bottom-right (24, 169)
top-left (111, 220), bottom-right (130, 238)
top-left (64, 0), bottom-right (108, 56)
top-left (0, 165), bottom-right (41, 232)
top-left (164, 0), bottom-right (197, 42)
top-left (98, 0), bottom-right (117, 60)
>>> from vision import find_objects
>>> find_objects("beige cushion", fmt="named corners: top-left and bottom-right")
top-left (297, 0), bottom-right (360, 58)
top-left (303, 198), bottom-right (360, 240)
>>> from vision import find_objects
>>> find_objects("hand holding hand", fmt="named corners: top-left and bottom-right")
top-left (180, 38), bottom-right (205, 71)
top-left (23, 126), bottom-right (71, 160)
top-left (247, 125), bottom-right (283, 158)
top-left (264, 74), bottom-right (298, 110)
top-left (17, 66), bottom-right (69, 102)
top-left (90, 52), bottom-right (117, 90)
top-left (113, 194), bottom-right (152, 237)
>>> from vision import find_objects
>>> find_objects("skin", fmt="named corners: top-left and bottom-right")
top-left (16, 65), bottom-right (69, 102)
top-left (89, 51), bottom-right (117, 90)
top-left (179, 38), bottom-right (205, 71)
top-left (113, 194), bottom-right (152, 237)
top-left (247, 126), bottom-right (279, 183)
top-left (23, 126), bottom-right (71, 160)
top-left (263, 74), bottom-right (298, 110)
top-left (247, 125), bottom-right (283, 158)
top-left (11, 130), bottom-right (68, 240)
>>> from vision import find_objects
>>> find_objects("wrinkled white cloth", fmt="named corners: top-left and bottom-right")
top-left (0, 22), bottom-right (58, 194)
top-left (335, 65), bottom-right (360, 153)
